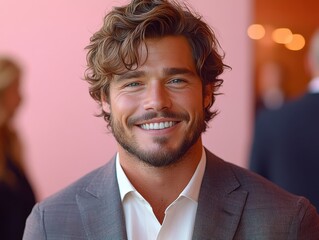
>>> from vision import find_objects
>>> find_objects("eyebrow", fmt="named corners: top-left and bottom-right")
top-left (115, 67), bottom-right (196, 82)
top-left (116, 71), bottom-right (145, 82)
top-left (163, 67), bottom-right (196, 77)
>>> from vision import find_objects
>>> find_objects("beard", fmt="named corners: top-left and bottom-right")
top-left (110, 110), bottom-right (205, 167)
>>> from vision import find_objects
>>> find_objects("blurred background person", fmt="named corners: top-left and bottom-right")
top-left (249, 29), bottom-right (319, 211)
top-left (0, 57), bottom-right (36, 240)
top-left (255, 61), bottom-right (285, 112)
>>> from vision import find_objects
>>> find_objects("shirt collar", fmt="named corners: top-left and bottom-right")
top-left (116, 148), bottom-right (206, 203)
top-left (308, 76), bottom-right (319, 93)
top-left (116, 152), bottom-right (136, 201)
top-left (179, 148), bottom-right (206, 202)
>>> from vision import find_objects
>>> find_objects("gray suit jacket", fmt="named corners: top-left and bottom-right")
top-left (23, 149), bottom-right (319, 239)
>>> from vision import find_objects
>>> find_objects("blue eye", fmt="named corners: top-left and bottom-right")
top-left (169, 78), bottom-right (184, 84)
top-left (166, 78), bottom-right (188, 89)
top-left (126, 82), bottom-right (140, 87)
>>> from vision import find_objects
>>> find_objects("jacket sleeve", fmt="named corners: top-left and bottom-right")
top-left (290, 198), bottom-right (319, 239)
top-left (23, 203), bottom-right (46, 240)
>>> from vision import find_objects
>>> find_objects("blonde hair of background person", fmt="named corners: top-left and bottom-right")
top-left (0, 57), bottom-right (23, 187)
top-left (0, 57), bottom-right (36, 240)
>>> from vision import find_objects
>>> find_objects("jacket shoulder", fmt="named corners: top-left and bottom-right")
top-left (204, 150), bottom-right (319, 238)
top-left (205, 149), bottom-right (316, 211)
top-left (38, 158), bottom-right (116, 209)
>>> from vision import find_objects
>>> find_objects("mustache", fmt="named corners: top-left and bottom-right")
top-left (127, 110), bottom-right (189, 127)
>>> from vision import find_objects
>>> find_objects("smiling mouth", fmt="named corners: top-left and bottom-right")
top-left (140, 121), bottom-right (177, 130)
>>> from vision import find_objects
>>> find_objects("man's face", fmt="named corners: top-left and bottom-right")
top-left (103, 36), bottom-right (212, 167)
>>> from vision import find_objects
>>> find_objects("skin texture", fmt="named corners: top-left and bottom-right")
top-left (102, 35), bottom-right (213, 222)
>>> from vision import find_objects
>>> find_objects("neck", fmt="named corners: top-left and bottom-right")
top-left (118, 139), bottom-right (203, 223)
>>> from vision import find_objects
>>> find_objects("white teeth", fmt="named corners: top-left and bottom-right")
top-left (141, 121), bottom-right (176, 130)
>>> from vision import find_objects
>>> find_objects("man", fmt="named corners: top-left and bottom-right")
top-left (23, 0), bottom-right (319, 239)
top-left (250, 29), bottom-right (319, 211)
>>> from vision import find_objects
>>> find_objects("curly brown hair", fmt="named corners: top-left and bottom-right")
top-left (84, 0), bottom-right (229, 129)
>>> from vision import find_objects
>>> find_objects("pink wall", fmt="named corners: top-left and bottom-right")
top-left (0, 0), bottom-right (253, 200)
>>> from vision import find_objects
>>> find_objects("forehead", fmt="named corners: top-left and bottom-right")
top-left (142, 35), bottom-right (194, 63)
top-left (111, 35), bottom-right (198, 84)
top-left (121, 36), bottom-right (196, 75)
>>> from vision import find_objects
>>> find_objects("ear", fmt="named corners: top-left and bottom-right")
top-left (203, 83), bottom-right (214, 108)
top-left (101, 92), bottom-right (110, 113)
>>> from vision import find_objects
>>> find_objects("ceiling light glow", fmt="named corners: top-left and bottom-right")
top-left (247, 24), bottom-right (266, 40)
top-left (272, 28), bottom-right (293, 44)
top-left (285, 34), bottom-right (306, 51)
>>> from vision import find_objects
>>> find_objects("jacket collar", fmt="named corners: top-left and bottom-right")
top-left (76, 156), bottom-right (127, 239)
top-left (75, 150), bottom-right (247, 239)
top-left (192, 149), bottom-right (247, 239)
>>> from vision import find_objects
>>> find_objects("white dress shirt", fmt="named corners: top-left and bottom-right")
top-left (116, 148), bottom-right (206, 240)
top-left (308, 76), bottom-right (319, 93)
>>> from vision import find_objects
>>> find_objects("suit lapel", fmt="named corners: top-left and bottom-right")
top-left (75, 150), bottom-right (247, 239)
top-left (192, 150), bottom-right (248, 240)
top-left (76, 158), bottom-right (127, 240)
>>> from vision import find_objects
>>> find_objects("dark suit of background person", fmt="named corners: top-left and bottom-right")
top-left (0, 58), bottom-right (36, 240)
top-left (249, 29), bottom-right (319, 211)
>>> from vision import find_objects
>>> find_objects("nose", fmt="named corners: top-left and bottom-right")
top-left (143, 82), bottom-right (172, 111)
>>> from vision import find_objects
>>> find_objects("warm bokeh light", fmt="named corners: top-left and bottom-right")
top-left (247, 24), bottom-right (266, 40)
top-left (272, 28), bottom-right (293, 44)
top-left (285, 34), bottom-right (306, 51)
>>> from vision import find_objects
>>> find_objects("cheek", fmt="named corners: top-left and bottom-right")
top-left (177, 97), bottom-right (204, 120)
top-left (186, 90), bottom-right (204, 107)
top-left (109, 94), bottom-right (139, 121)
